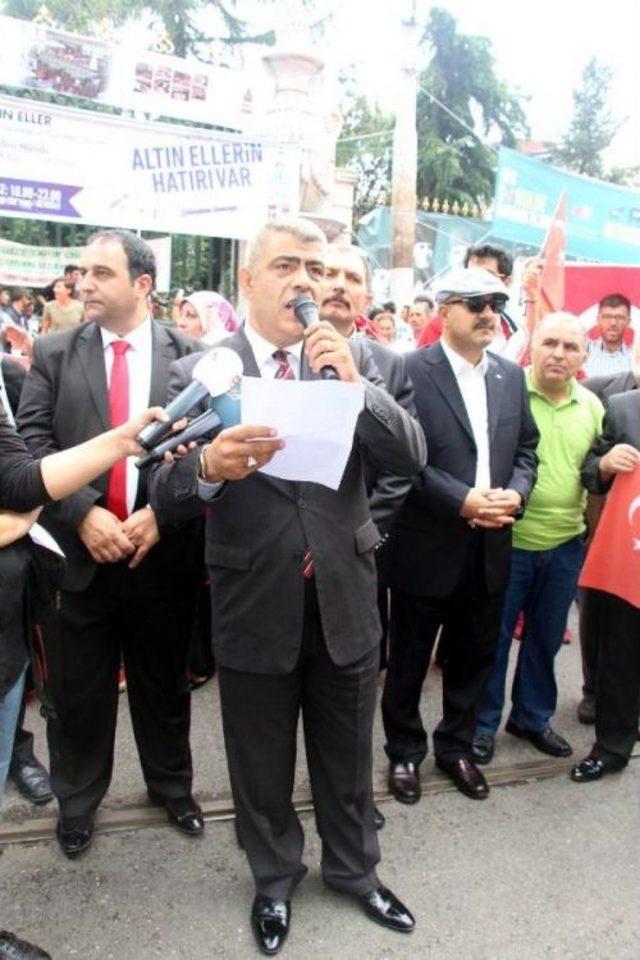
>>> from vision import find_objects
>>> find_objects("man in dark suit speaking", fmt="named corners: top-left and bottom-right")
top-left (382, 268), bottom-right (538, 804)
top-left (150, 218), bottom-right (426, 955)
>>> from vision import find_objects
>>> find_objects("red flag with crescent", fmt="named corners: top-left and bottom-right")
top-left (579, 468), bottom-right (640, 609)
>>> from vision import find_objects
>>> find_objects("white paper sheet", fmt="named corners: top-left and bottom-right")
top-left (29, 522), bottom-right (66, 558)
top-left (240, 376), bottom-right (365, 489)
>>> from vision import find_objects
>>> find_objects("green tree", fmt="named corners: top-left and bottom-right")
top-left (416, 7), bottom-right (528, 207)
top-left (2, 0), bottom-right (276, 57)
top-left (336, 88), bottom-right (394, 221)
top-left (338, 7), bottom-right (529, 217)
top-left (552, 58), bottom-right (619, 179)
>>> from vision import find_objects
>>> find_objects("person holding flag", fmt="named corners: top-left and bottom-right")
top-left (572, 391), bottom-right (640, 781)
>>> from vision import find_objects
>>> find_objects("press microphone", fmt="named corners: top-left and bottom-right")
top-left (135, 408), bottom-right (222, 469)
top-left (291, 293), bottom-right (340, 381)
top-left (136, 346), bottom-right (244, 451)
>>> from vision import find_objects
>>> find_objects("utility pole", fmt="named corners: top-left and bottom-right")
top-left (390, 0), bottom-right (421, 307)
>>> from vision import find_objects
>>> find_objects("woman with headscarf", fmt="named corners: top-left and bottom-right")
top-left (177, 291), bottom-right (239, 344)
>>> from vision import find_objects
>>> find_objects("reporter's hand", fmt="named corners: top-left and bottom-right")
top-left (121, 507), bottom-right (160, 569)
top-left (201, 425), bottom-right (285, 482)
top-left (304, 321), bottom-right (361, 383)
top-left (599, 443), bottom-right (640, 478)
top-left (115, 407), bottom-right (170, 458)
top-left (78, 506), bottom-right (134, 563)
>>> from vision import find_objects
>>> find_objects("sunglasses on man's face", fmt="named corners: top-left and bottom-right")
top-left (445, 295), bottom-right (507, 314)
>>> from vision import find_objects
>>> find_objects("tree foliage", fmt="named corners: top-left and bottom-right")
top-left (2, 0), bottom-right (276, 58)
top-left (552, 58), bottom-right (620, 180)
top-left (338, 7), bottom-right (529, 218)
top-left (336, 85), bottom-right (394, 222)
top-left (416, 8), bottom-right (528, 207)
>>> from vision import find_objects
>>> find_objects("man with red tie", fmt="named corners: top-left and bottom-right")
top-left (17, 230), bottom-right (203, 858)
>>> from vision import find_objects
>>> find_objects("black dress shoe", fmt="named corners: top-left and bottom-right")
top-left (570, 755), bottom-right (625, 783)
top-left (0, 930), bottom-right (51, 959)
top-left (56, 818), bottom-right (94, 859)
top-left (359, 886), bottom-right (415, 933)
top-left (251, 895), bottom-right (291, 956)
top-left (577, 695), bottom-right (595, 725)
top-left (471, 734), bottom-right (495, 765)
top-left (9, 760), bottom-right (53, 806)
top-left (388, 762), bottom-right (421, 804)
top-left (435, 757), bottom-right (489, 800)
top-left (148, 792), bottom-right (204, 836)
top-left (373, 805), bottom-right (385, 830)
top-left (505, 720), bottom-right (572, 757)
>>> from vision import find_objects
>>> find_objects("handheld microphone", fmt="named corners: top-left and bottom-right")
top-left (136, 346), bottom-right (243, 451)
top-left (291, 294), bottom-right (340, 381)
top-left (135, 408), bottom-right (222, 469)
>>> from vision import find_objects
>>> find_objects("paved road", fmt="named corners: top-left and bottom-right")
top-left (2, 608), bottom-right (639, 959)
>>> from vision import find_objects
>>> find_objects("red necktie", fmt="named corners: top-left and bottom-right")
top-left (272, 349), bottom-right (313, 578)
top-left (106, 339), bottom-right (131, 521)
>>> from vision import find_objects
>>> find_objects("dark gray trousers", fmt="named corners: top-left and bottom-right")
top-left (218, 580), bottom-right (380, 900)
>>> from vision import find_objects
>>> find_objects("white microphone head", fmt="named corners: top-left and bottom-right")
top-left (192, 347), bottom-right (243, 397)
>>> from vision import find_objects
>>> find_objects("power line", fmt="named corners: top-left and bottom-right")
top-left (418, 85), bottom-right (500, 155)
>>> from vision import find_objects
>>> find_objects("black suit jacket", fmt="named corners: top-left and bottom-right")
top-left (581, 390), bottom-right (640, 496)
top-left (16, 320), bottom-right (201, 591)
top-left (0, 357), bottom-right (27, 417)
top-left (360, 337), bottom-right (416, 537)
top-left (388, 342), bottom-right (539, 598)
top-left (584, 371), bottom-right (637, 410)
top-left (149, 328), bottom-right (427, 673)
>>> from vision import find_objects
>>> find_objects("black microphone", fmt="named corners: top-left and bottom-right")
top-left (135, 408), bottom-right (222, 469)
top-left (136, 346), bottom-right (243, 451)
top-left (291, 293), bottom-right (340, 381)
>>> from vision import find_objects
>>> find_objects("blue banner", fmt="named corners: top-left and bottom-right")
top-left (492, 148), bottom-right (640, 265)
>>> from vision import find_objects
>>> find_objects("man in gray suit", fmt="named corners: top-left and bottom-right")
top-left (150, 219), bottom-right (426, 955)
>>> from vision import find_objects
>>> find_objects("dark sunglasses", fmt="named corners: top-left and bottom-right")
top-left (445, 295), bottom-right (507, 313)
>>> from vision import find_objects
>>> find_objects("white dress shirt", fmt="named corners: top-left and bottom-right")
top-left (441, 339), bottom-right (491, 489)
top-left (243, 322), bottom-right (303, 379)
top-left (101, 317), bottom-right (153, 515)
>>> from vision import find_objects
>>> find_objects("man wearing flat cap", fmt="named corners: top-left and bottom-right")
top-left (382, 268), bottom-right (539, 803)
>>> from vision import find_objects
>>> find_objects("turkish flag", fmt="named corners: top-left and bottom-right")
top-left (539, 190), bottom-right (567, 313)
top-left (579, 468), bottom-right (640, 609)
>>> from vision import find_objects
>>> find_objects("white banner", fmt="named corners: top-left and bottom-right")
top-left (0, 95), bottom-right (299, 240)
top-left (0, 236), bottom-right (172, 291)
top-left (0, 15), bottom-right (255, 131)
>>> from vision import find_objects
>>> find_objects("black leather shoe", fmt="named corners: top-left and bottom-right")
top-left (56, 818), bottom-right (93, 859)
top-left (471, 734), bottom-right (495, 765)
top-left (435, 757), bottom-right (489, 800)
top-left (577, 696), bottom-right (595, 725)
top-left (570, 755), bottom-right (625, 782)
top-left (359, 886), bottom-right (415, 933)
top-left (251, 895), bottom-right (290, 956)
top-left (0, 930), bottom-right (51, 959)
top-left (9, 760), bottom-right (53, 806)
top-left (506, 720), bottom-right (572, 757)
top-left (373, 805), bottom-right (385, 830)
top-left (388, 762), bottom-right (421, 804)
top-left (148, 792), bottom-right (204, 837)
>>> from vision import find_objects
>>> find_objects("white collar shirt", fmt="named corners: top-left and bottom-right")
top-left (101, 317), bottom-right (153, 515)
top-left (244, 322), bottom-right (303, 379)
top-left (441, 338), bottom-right (491, 489)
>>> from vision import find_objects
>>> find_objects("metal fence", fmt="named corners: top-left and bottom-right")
top-left (0, 216), bottom-right (237, 298)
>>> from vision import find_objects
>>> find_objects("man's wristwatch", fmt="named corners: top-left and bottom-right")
top-left (197, 444), bottom-right (211, 482)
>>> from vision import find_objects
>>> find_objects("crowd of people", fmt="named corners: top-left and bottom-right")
top-left (0, 221), bottom-right (638, 959)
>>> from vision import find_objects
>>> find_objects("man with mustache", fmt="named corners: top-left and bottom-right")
top-left (382, 267), bottom-right (539, 803)
top-left (473, 314), bottom-right (603, 765)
